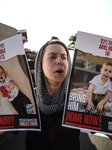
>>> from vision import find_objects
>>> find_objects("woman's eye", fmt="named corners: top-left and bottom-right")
top-left (62, 56), bottom-right (67, 60)
top-left (62, 57), bottom-right (65, 59)
top-left (50, 56), bottom-right (56, 59)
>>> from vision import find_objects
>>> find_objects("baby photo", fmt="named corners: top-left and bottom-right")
top-left (63, 31), bottom-right (112, 136)
top-left (0, 34), bottom-right (40, 131)
top-left (0, 65), bottom-right (31, 115)
top-left (0, 55), bottom-right (36, 115)
top-left (69, 50), bottom-right (112, 116)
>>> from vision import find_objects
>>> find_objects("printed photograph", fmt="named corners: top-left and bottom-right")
top-left (63, 31), bottom-right (112, 135)
top-left (69, 50), bottom-right (112, 116)
top-left (0, 34), bottom-right (40, 131)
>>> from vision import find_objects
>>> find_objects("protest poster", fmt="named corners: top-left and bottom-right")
top-left (62, 31), bottom-right (112, 135)
top-left (0, 34), bottom-right (41, 131)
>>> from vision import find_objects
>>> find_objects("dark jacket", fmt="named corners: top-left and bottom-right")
top-left (26, 110), bottom-right (80, 150)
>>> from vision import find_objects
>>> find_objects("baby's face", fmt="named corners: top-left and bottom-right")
top-left (0, 68), bottom-right (6, 82)
top-left (101, 65), bottom-right (112, 80)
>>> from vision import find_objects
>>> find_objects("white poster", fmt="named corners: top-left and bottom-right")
top-left (0, 34), bottom-right (41, 131)
top-left (62, 31), bottom-right (112, 135)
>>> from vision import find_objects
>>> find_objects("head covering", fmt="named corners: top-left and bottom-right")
top-left (31, 51), bottom-right (37, 54)
top-left (35, 37), bottom-right (71, 114)
top-left (48, 36), bottom-right (68, 54)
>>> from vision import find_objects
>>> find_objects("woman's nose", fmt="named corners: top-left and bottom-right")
top-left (56, 57), bottom-right (62, 65)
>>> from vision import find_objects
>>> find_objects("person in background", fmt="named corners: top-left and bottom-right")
top-left (28, 51), bottom-right (37, 87)
top-left (26, 36), bottom-right (80, 150)
top-left (24, 48), bottom-right (32, 60)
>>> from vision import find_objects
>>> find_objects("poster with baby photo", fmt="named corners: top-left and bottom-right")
top-left (62, 31), bottom-right (112, 135)
top-left (0, 34), bottom-right (41, 131)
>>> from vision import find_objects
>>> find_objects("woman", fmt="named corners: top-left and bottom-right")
top-left (26, 37), bottom-right (80, 150)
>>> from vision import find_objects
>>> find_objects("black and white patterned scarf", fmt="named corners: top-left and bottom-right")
top-left (35, 41), bottom-right (71, 114)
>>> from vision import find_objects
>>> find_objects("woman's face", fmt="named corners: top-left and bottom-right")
top-left (42, 44), bottom-right (68, 85)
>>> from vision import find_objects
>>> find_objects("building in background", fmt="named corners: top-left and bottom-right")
top-left (0, 23), bottom-right (17, 41)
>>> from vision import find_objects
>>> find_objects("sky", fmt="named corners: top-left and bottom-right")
top-left (0, 0), bottom-right (112, 52)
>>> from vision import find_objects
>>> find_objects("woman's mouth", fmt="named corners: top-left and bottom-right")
top-left (56, 71), bottom-right (63, 73)
top-left (55, 69), bottom-right (64, 74)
